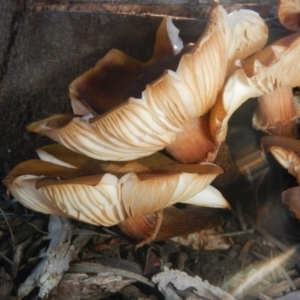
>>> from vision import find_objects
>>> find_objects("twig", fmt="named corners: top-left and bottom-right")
top-left (244, 214), bottom-right (300, 268)
top-left (251, 250), bottom-right (297, 291)
top-left (236, 201), bottom-right (247, 231)
top-left (240, 239), bottom-right (256, 270)
top-left (0, 252), bottom-right (14, 265)
top-left (214, 228), bottom-right (254, 238)
top-left (260, 294), bottom-right (274, 300)
top-left (0, 206), bottom-right (15, 245)
top-left (277, 266), bottom-right (297, 291)
top-left (69, 262), bottom-right (154, 289)
top-left (25, 220), bottom-right (48, 235)
top-left (72, 228), bottom-right (111, 237)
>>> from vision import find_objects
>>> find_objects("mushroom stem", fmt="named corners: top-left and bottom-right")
top-left (118, 205), bottom-right (231, 247)
top-left (165, 115), bottom-right (217, 164)
top-left (253, 87), bottom-right (298, 138)
top-left (165, 115), bottom-right (239, 186)
top-left (212, 142), bottom-right (239, 187)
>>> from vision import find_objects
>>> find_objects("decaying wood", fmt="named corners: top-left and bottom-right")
top-left (18, 216), bottom-right (91, 299)
top-left (47, 261), bottom-right (155, 299)
top-left (0, 267), bottom-right (13, 300)
top-left (153, 267), bottom-right (236, 300)
top-left (47, 273), bottom-right (135, 300)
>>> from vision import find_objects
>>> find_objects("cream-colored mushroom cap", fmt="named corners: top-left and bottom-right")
top-left (210, 32), bottom-right (300, 143)
top-left (227, 9), bottom-right (268, 75)
top-left (3, 144), bottom-right (229, 226)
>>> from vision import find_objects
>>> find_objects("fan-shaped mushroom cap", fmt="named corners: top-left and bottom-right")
top-left (175, 1), bottom-right (230, 116)
top-left (69, 50), bottom-right (145, 116)
top-left (164, 9), bottom-right (267, 164)
top-left (3, 159), bottom-right (84, 216)
top-left (227, 9), bottom-right (268, 75)
top-left (278, 0), bottom-right (300, 32)
top-left (261, 135), bottom-right (300, 183)
top-left (4, 158), bottom-right (225, 226)
top-left (69, 16), bottom-right (183, 116)
top-left (28, 1), bottom-right (231, 161)
top-left (210, 32), bottom-right (300, 143)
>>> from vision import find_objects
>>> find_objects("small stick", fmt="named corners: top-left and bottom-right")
top-left (0, 252), bottom-right (13, 265)
top-left (214, 228), bottom-right (254, 238)
top-left (0, 207), bottom-right (15, 245)
top-left (236, 201), bottom-right (247, 231)
top-left (247, 219), bottom-right (300, 268)
top-left (251, 250), bottom-right (297, 291)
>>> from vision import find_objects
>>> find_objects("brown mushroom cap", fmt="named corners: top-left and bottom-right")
top-left (28, 1), bottom-right (230, 162)
top-left (69, 16), bottom-right (183, 116)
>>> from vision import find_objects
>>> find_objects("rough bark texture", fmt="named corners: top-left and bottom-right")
top-left (0, 0), bottom-right (277, 177)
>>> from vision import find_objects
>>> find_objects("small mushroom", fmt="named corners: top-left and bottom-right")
top-left (3, 145), bottom-right (229, 227)
top-left (261, 135), bottom-right (300, 183)
top-left (262, 135), bottom-right (300, 222)
top-left (278, 0), bottom-right (300, 32)
top-left (282, 186), bottom-right (300, 219)
top-left (210, 31), bottom-right (300, 144)
top-left (28, 1), bottom-right (231, 161)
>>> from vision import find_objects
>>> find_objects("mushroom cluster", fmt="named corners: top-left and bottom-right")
top-left (4, 0), bottom-right (300, 244)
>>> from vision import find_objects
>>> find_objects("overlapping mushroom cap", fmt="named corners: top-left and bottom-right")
top-left (4, 1), bottom-right (277, 235)
top-left (69, 16), bottom-right (184, 116)
top-left (227, 9), bottom-right (268, 75)
top-left (3, 145), bottom-right (229, 226)
top-left (28, 1), bottom-right (270, 165)
top-left (165, 8), bottom-right (268, 164)
top-left (28, 1), bottom-right (231, 161)
top-left (210, 31), bottom-right (300, 143)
